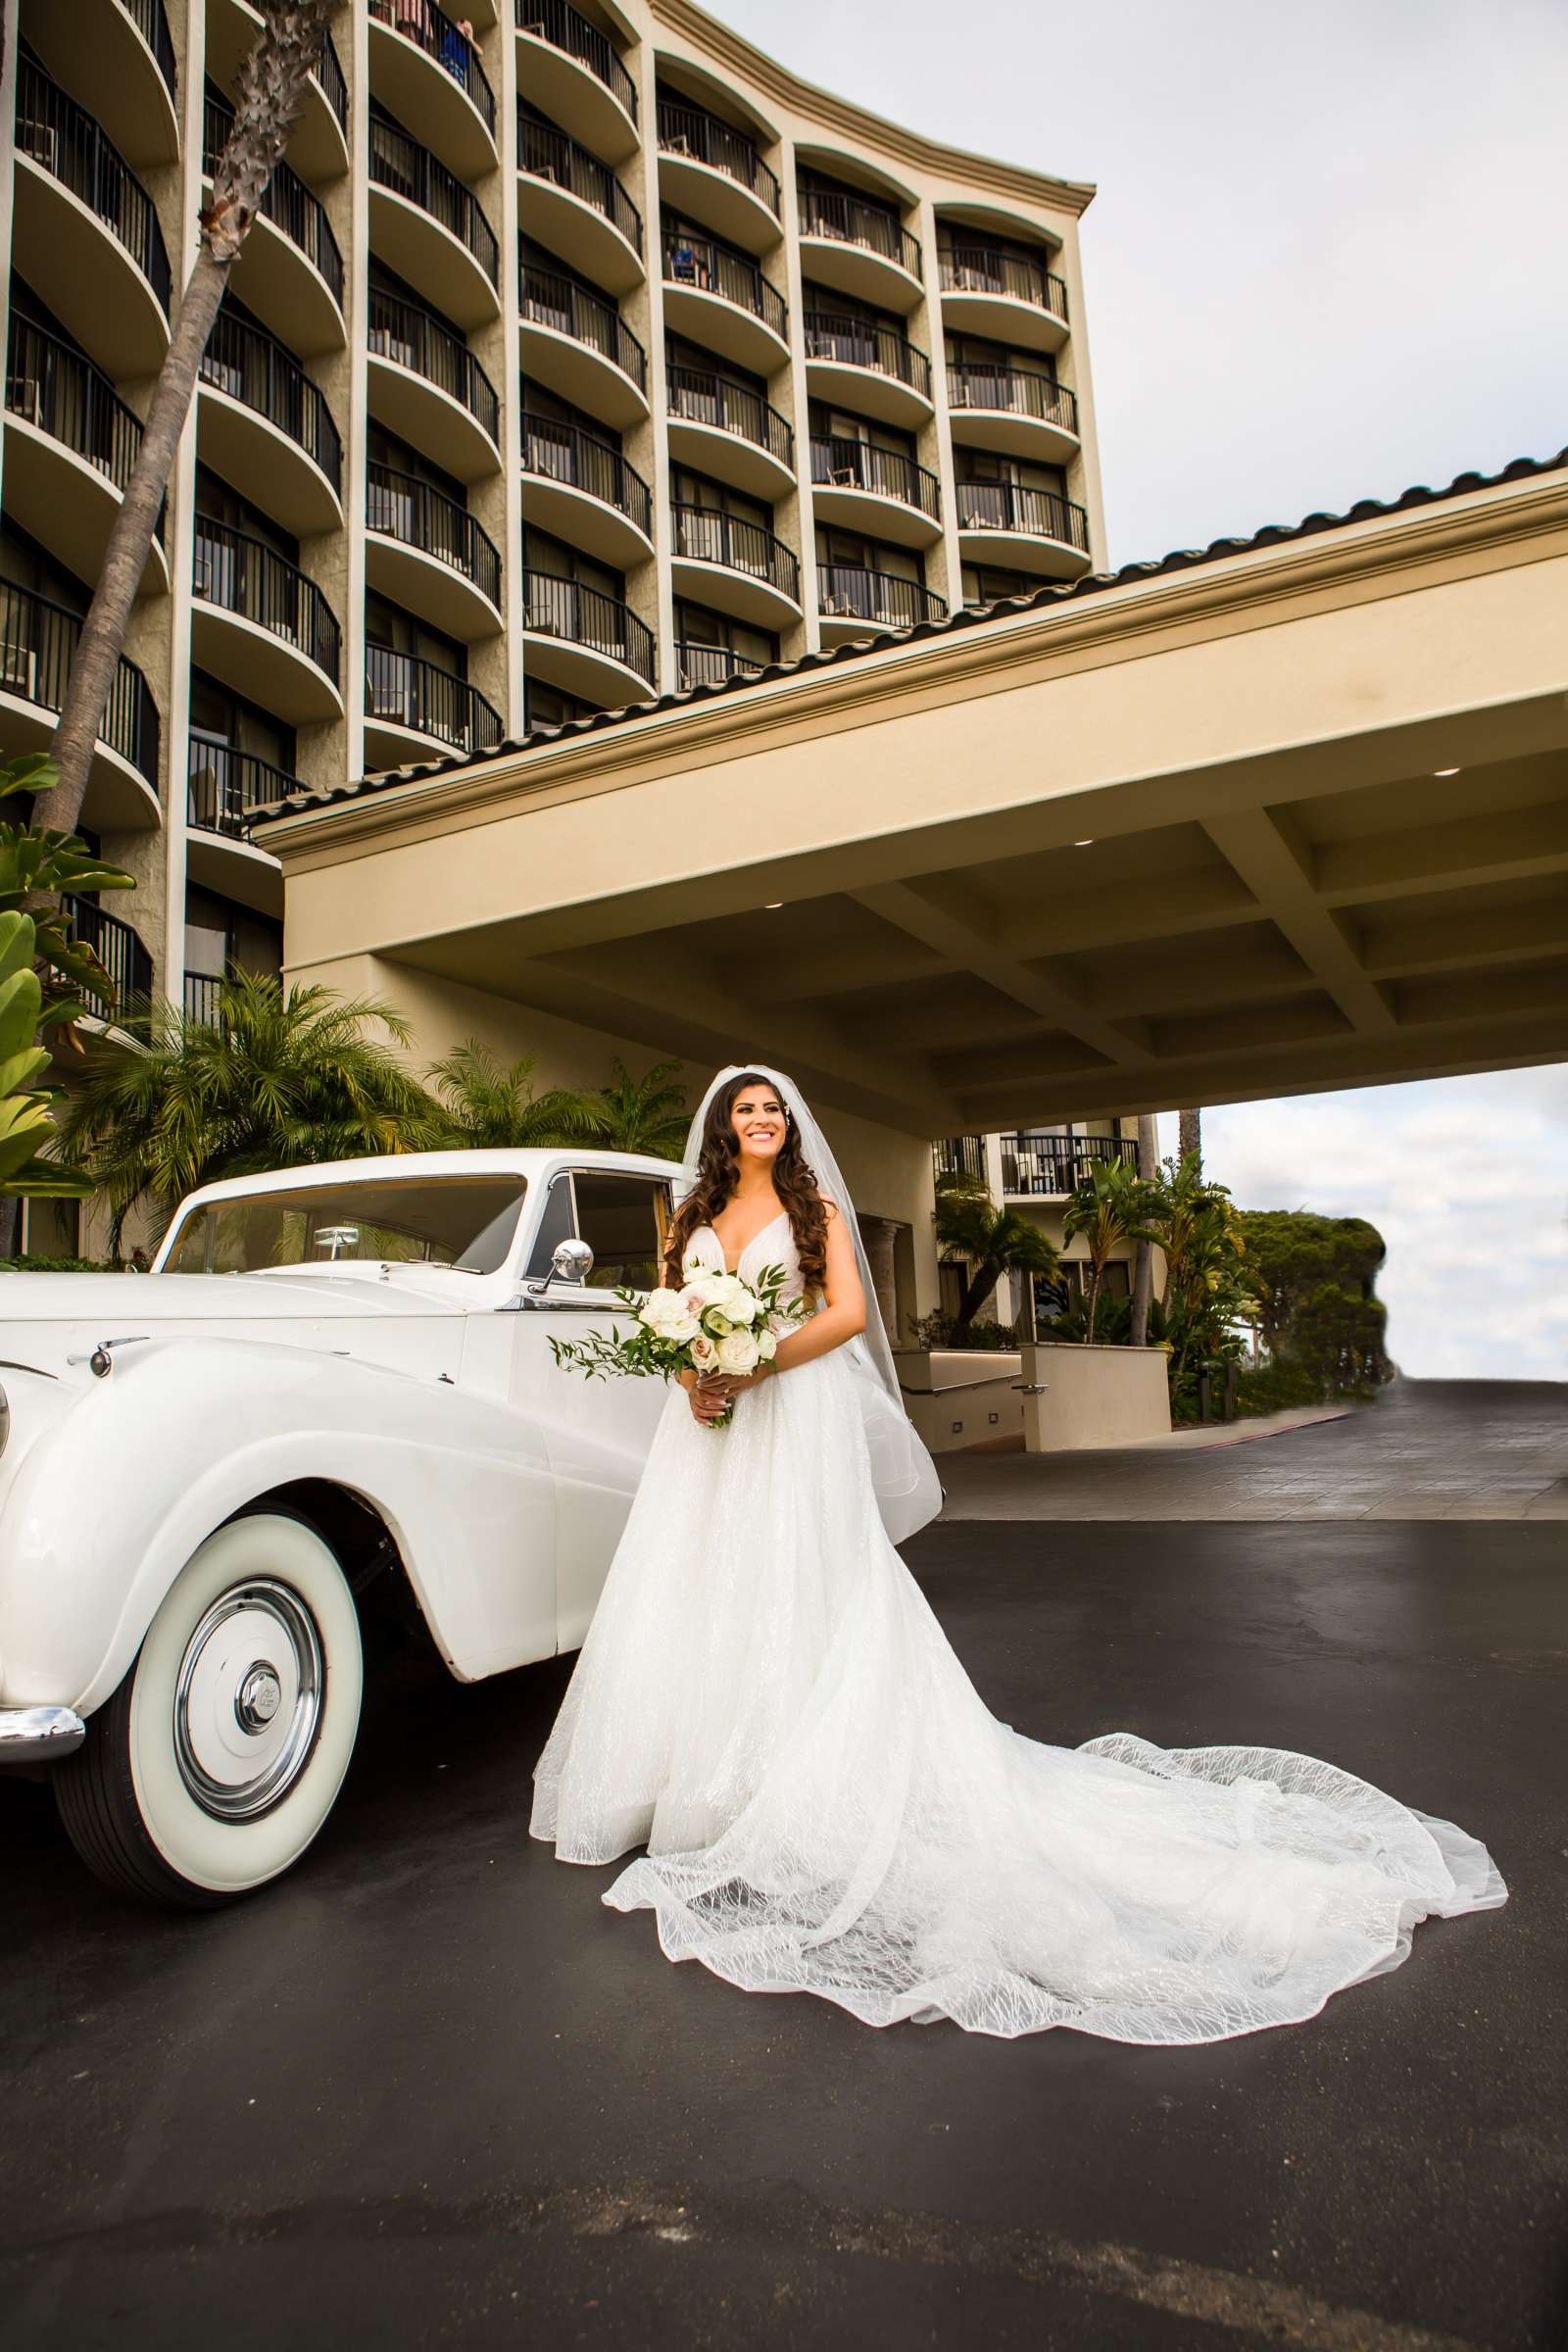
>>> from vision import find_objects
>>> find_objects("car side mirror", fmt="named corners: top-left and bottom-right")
top-left (551, 1238), bottom-right (595, 1287)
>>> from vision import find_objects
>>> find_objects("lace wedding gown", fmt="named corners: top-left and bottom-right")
top-left (529, 1210), bottom-right (1506, 2042)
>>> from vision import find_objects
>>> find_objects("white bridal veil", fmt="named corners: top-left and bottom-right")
top-left (678, 1062), bottom-right (943, 1544)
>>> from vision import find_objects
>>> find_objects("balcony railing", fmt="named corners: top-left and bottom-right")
top-left (200, 307), bottom-right (342, 494)
top-left (370, 113), bottom-right (500, 286)
top-left (520, 412), bottom-right (652, 539)
top-left (0, 580), bottom-right (159, 784)
top-left (816, 564), bottom-right (946, 631)
top-left (657, 97), bottom-right (780, 217)
top-left (676, 642), bottom-right (766, 689)
top-left (205, 92), bottom-right (343, 310)
top-left (63, 893), bottom-right (152, 1019)
top-left (518, 112), bottom-right (643, 258)
top-left (663, 231), bottom-right (787, 340)
top-left (368, 283), bottom-right (500, 443)
top-left (955, 479), bottom-right (1090, 552)
top-left (317, 26), bottom-right (348, 134)
top-left (193, 520), bottom-right (341, 684)
top-left (368, 0), bottom-right (495, 135)
top-left (521, 569), bottom-right (656, 684)
top-left (519, 262), bottom-right (647, 395)
top-left (948, 365), bottom-right (1079, 438)
top-left (183, 971), bottom-right (224, 1023)
top-left (368, 461), bottom-right (502, 607)
top-left (939, 245), bottom-right (1069, 325)
top-left (665, 363), bottom-right (792, 471)
top-left (365, 647), bottom-right (504, 755)
top-left (1001, 1133), bottom-right (1139, 1195)
top-left (933, 1134), bottom-right (986, 1187)
top-left (670, 505), bottom-right (799, 605)
top-left (797, 186), bottom-right (920, 281)
top-left (187, 738), bottom-right (300, 840)
top-left (124, 0), bottom-right (176, 100)
top-left (810, 435), bottom-right (940, 522)
top-left (803, 311), bottom-right (931, 400)
top-left (516, 0), bottom-right (638, 122)
top-left (17, 53), bottom-right (172, 312)
top-left (6, 315), bottom-right (160, 529)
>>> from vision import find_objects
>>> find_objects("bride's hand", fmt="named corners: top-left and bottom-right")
top-left (681, 1369), bottom-right (734, 1424)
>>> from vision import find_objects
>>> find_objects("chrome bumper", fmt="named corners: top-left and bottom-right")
top-left (0, 1706), bottom-right (86, 1763)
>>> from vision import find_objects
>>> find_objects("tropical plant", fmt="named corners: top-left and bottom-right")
top-left (906, 1308), bottom-right (1024, 1352)
top-left (60, 970), bottom-right (442, 1248)
top-left (1141, 1152), bottom-right (1260, 1416)
top-left (0, 754), bottom-right (136, 1023)
top-left (43, 2), bottom-right (338, 836)
top-left (0, 910), bottom-right (93, 1204)
top-left (586, 1056), bottom-right (689, 1158)
top-left (933, 1168), bottom-right (1060, 1328)
top-left (428, 1041), bottom-right (603, 1149)
top-left (1062, 1154), bottom-right (1160, 1343)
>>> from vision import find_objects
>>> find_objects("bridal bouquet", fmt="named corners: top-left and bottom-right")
top-left (549, 1260), bottom-right (808, 1429)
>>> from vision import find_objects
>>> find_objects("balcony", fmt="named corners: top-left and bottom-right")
top-left (367, 284), bottom-right (501, 483)
top-left (366, 462), bottom-right (504, 640)
top-left (515, 0), bottom-right (638, 164)
top-left (657, 96), bottom-right (780, 253)
top-left (518, 112), bottom-right (644, 297)
top-left (946, 363), bottom-right (1081, 465)
top-left (520, 412), bottom-right (654, 570)
top-left (1001, 1133), bottom-right (1139, 1196)
top-left (191, 521), bottom-right (343, 722)
top-left (205, 3), bottom-right (348, 180)
top-left (197, 308), bottom-right (343, 533)
top-left (797, 185), bottom-right (921, 314)
top-left (26, 0), bottom-right (178, 168)
top-left (64, 894), bottom-right (153, 1024)
top-left (183, 971), bottom-right (224, 1025)
top-left (662, 231), bottom-right (789, 376)
top-left (12, 53), bottom-right (172, 375)
top-left (802, 311), bottom-right (933, 429)
top-left (932, 1133), bottom-right (986, 1187)
top-left (368, 0), bottom-right (498, 179)
top-left (664, 362), bottom-right (794, 502)
top-left (364, 647), bottom-right (505, 769)
top-left (203, 91), bottom-right (345, 355)
top-left (0, 581), bottom-right (159, 827)
top-left (815, 564), bottom-right (947, 647)
top-left (809, 436), bottom-right (942, 547)
top-left (186, 740), bottom-right (291, 914)
top-left (369, 114), bottom-right (501, 329)
top-left (4, 314), bottom-right (169, 595)
top-left (669, 505), bottom-right (801, 630)
top-left (676, 643), bottom-right (767, 691)
top-left (954, 480), bottom-right (1092, 578)
top-left (938, 244), bottom-right (1071, 354)
top-left (518, 262), bottom-right (648, 430)
top-left (521, 569), bottom-right (656, 707)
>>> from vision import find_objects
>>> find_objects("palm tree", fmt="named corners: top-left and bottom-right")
top-left (1128, 1112), bottom-right (1161, 1345)
top-left (586, 1056), bottom-right (689, 1158)
top-left (428, 1042), bottom-right (603, 1149)
top-left (60, 970), bottom-right (440, 1249)
top-left (1178, 1107), bottom-right (1203, 1168)
top-left (1063, 1156), bottom-right (1160, 1344)
top-left (934, 1171), bottom-right (1060, 1330)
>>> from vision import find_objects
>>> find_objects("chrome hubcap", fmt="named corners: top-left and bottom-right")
top-left (173, 1580), bottom-right (324, 1821)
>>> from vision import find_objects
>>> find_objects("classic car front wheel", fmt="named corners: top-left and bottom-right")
top-left (55, 1513), bottom-right (364, 1908)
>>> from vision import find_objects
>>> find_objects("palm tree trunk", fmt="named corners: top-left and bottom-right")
top-left (1084, 1261), bottom-right (1102, 1344)
top-left (1129, 1111), bottom-right (1159, 1346)
top-left (956, 1262), bottom-right (999, 1326)
top-left (1178, 1107), bottom-right (1202, 1167)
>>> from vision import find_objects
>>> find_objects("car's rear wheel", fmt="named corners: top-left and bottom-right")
top-left (55, 1513), bottom-right (363, 1908)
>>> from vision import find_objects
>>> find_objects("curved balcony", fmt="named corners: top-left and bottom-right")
top-left (27, 0), bottom-right (178, 168)
top-left (368, 0), bottom-right (498, 180)
top-left (514, 0), bottom-right (638, 166)
top-left (802, 311), bottom-right (932, 429)
top-left (0, 581), bottom-right (160, 828)
top-left (521, 569), bottom-right (656, 708)
top-left (808, 437), bottom-right (942, 548)
top-left (657, 97), bottom-right (781, 255)
top-left (946, 364), bottom-right (1080, 465)
top-left (367, 285), bottom-right (501, 484)
top-left (203, 91), bottom-right (344, 355)
top-left (191, 522), bottom-right (343, 723)
top-left (4, 315), bottom-right (169, 597)
top-left (676, 642), bottom-right (767, 691)
top-left (197, 309), bottom-right (343, 534)
top-left (365, 647), bottom-right (505, 770)
top-left (206, 3), bottom-right (348, 180)
top-left (664, 363), bottom-right (794, 502)
top-left (521, 412), bottom-right (653, 570)
top-left (669, 505), bottom-right (801, 631)
top-left (954, 480), bottom-right (1092, 577)
top-left (66, 894), bottom-right (153, 1025)
top-left (797, 186), bottom-right (922, 314)
top-left (518, 113), bottom-right (645, 297)
top-left (367, 462), bottom-right (504, 641)
top-left (12, 54), bottom-right (172, 376)
top-left (186, 740), bottom-right (290, 915)
top-left (519, 263), bottom-right (648, 430)
top-left (662, 231), bottom-right (789, 377)
top-left (938, 244), bottom-right (1070, 354)
top-left (815, 564), bottom-right (947, 647)
top-left (369, 114), bottom-right (501, 329)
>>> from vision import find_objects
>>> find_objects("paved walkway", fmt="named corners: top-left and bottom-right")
top-left (938, 1378), bottom-right (1568, 1521)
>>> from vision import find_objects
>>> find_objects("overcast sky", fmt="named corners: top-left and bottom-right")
top-left (709, 0), bottom-right (1568, 1379)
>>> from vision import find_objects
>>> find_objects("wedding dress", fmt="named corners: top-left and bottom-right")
top-left (529, 1078), bottom-right (1506, 2044)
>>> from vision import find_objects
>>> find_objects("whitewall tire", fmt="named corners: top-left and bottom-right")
top-left (55, 1513), bottom-right (364, 1908)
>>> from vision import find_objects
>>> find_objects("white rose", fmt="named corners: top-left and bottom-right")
top-left (756, 1326), bottom-right (777, 1360)
top-left (722, 1283), bottom-right (760, 1324)
top-left (639, 1289), bottom-right (687, 1332)
top-left (715, 1327), bottom-right (760, 1375)
top-left (690, 1332), bottom-right (717, 1369)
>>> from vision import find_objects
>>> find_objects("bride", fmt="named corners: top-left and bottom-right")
top-left (530, 1064), bottom-right (1506, 2041)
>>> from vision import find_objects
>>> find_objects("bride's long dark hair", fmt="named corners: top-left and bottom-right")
top-left (664, 1070), bottom-right (829, 1295)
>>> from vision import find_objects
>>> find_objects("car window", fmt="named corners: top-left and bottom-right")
top-left (164, 1176), bottom-right (527, 1273)
top-left (526, 1172), bottom-right (671, 1289)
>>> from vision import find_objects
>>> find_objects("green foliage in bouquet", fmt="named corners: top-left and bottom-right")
top-left (550, 1259), bottom-right (809, 1430)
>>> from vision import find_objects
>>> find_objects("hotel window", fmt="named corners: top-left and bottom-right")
top-left (674, 599), bottom-right (776, 680)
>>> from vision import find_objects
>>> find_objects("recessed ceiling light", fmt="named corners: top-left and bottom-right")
top-left (764, 901), bottom-right (784, 908)
top-left (1432, 766), bottom-right (1461, 776)
top-left (1073, 838), bottom-right (1095, 848)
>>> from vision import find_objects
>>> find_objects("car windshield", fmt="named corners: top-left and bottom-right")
top-left (162, 1175), bottom-right (528, 1276)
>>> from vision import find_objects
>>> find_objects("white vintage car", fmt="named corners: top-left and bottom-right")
top-left (0, 1148), bottom-right (684, 1905)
